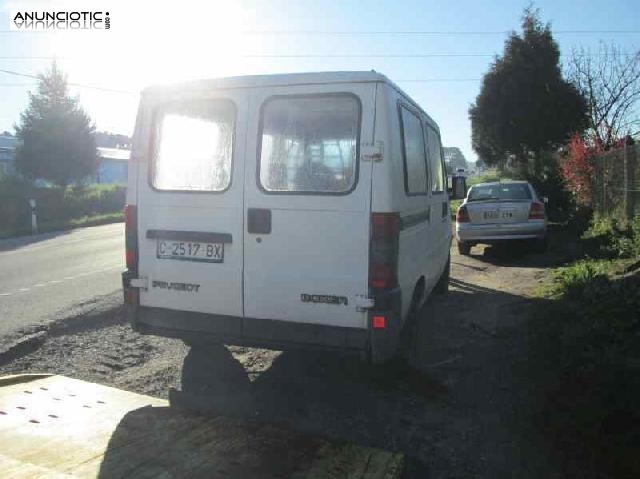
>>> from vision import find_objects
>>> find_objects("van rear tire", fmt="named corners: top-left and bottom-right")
top-left (434, 255), bottom-right (450, 294)
top-left (393, 283), bottom-right (425, 365)
top-left (457, 241), bottom-right (471, 255)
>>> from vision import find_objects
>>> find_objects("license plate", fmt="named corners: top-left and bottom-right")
top-left (156, 240), bottom-right (224, 263)
top-left (483, 210), bottom-right (499, 219)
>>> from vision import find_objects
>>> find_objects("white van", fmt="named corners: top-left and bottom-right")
top-left (123, 71), bottom-right (461, 363)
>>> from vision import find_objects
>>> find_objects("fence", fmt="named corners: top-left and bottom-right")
top-left (592, 142), bottom-right (640, 223)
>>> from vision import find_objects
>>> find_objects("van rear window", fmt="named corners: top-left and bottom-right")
top-left (258, 94), bottom-right (360, 194)
top-left (152, 99), bottom-right (235, 192)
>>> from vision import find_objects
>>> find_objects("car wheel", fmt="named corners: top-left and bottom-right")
top-left (457, 241), bottom-right (471, 255)
top-left (435, 254), bottom-right (450, 294)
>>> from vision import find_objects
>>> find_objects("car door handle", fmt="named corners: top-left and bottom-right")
top-left (248, 208), bottom-right (271, 234)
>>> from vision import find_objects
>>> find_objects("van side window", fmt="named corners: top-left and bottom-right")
top-left (426, 127), bottom-right (445, 193)
top-left (151, 99), bottom-right (235, 192)
top-left (259, 94), bottom-right (360, 194)
top-left (399, 106), bottom-right (428, 195)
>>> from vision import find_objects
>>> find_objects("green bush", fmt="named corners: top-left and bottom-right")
top-left (551, 259), bottom-right (611, 298)
top-left (0, 179), bottom-right (125, 237)
top-left (531, 259), bottom-right (640, 477)
top-left (581, 214), bottom-right (640, 259)
top-left (0, 176), bottom-right (34, 235)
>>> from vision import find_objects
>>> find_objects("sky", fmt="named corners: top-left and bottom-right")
top-left (0, 0), bottom-right (638, 164)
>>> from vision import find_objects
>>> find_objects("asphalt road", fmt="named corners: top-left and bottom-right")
top-left (0, 223), bottom-right (124, 343)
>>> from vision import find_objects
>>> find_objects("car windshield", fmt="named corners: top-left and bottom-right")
top-left (468, 183), bottom-right (532, 201)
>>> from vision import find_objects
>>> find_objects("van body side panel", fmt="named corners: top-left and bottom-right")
top-left (136, 92), bottom-right (249, 318)
top-left (383, 87), bottom-right (434, 321)
top-left (126, 104), bottom-right (145, 207)
top-left (370, 85), bottom-right (394, 212)
top-left (242, 83), bottom-right (375, 329)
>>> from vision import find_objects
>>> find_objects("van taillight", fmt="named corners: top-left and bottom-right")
top-left (369, 213), bottom-right (400, 290)
top-left (456, 205), bottom-right (470, 223)
top-left (529, 202), bottom-right (545, 220)
top-left (124, 204), bottom-right (138, 271)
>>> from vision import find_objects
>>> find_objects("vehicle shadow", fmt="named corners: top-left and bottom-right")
top-left (163, 283), bottom-right (548, 477)
top-left (96, 404), bottom-right (336, 478)
top-left (463, 225), bottom-right (573, 268)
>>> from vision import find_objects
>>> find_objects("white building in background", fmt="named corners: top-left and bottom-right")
top-left (96, 147), bottom-right (130, 184)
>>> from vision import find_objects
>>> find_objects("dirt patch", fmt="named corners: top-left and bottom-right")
top-left (0, 241), bottom-right (563, 478)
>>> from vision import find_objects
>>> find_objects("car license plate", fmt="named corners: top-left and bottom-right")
top-left (156, 240), bottom-right (224, 263)
top-left (483, 210), bottom-right (499, 219)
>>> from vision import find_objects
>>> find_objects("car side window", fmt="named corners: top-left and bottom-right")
top-left (399, 105), bottom-right (428, 195)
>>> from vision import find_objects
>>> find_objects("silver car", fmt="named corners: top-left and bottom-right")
top-left (455, 181), bottom-right (547, 255)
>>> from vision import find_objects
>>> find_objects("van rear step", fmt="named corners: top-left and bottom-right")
top-left (0, 374), bottom-right (404, 478)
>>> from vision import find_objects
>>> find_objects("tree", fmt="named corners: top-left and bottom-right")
top-left (14, 62), bottom-right (97, 188)
top-left (567, 44), bottom-right (640, 149)
top-left (443, 147), bottom-right (467, 170)
top-left (469, 7), bottom-right (587, 174)
top-left (95, 131), bottom-right (131, 149)
top-left (560, 134), bottom-right (599, 207)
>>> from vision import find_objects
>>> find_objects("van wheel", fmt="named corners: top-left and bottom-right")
top-left (435, 255), bottom-right (450, 294)
top-left (457, 241), bottom-right (471, 255)
top-left (394, 284), bottom-right (424, 364)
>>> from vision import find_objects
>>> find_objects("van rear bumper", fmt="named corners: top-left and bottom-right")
top-left (130, 305), bottom-right (370, 354)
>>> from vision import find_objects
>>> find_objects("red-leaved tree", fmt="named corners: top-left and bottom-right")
top-left (561, 134), bottom-right (599, 207)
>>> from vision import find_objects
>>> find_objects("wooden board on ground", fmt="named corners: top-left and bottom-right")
top-left (0, 374), bottom-right (403, 478)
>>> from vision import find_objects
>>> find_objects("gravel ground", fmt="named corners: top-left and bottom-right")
top-left (0, 241), bottom-right (567, 478)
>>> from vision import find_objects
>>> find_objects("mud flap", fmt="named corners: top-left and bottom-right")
top-left (368, 288), bottom-right (402, 364)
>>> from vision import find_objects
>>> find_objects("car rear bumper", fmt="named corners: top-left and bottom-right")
top-left (456, 220), bottom-right (546, 242)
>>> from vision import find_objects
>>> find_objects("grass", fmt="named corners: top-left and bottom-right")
top-left (581, 214), bottom-right (640, 259)
top-left (67, 211), bottom-right (123, 228)
top-left (528, 215), bottom-right (640, 478)
top-left (0, 211), bottom-right (123, 239)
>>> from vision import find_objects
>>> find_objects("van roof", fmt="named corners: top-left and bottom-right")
top-left (142, 70), bottom-right (439, 132)
top-left (143, 71), bottom-right (389, 95)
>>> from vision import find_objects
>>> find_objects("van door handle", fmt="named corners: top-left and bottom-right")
top-left (248, 208), bottom-right (272, 234)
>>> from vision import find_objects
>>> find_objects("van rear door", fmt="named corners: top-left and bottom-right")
top-left (243, 85), bottom-right (376, 329)
top-left (137, 93), bottom-right (247, 321)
